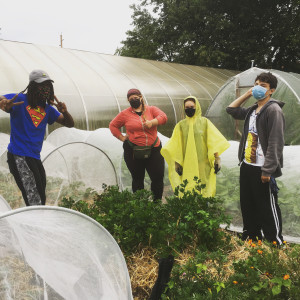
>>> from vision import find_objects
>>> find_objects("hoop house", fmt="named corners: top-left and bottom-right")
top-left (0, 206), bottom-right (133, 299)
top-left (0, 40), bottom-right (237, 137)
top-left (206, 67), bottom-right (300, 242)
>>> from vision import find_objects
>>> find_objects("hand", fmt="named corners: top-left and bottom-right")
top-left (261, 175), bottom-right (270, 183)
top-left (119, 134), bottom-right (129, 142)
top-left (144, 119), bottom-right (153, 129)
top-left (0, 94), bottom-right (24, 112)
top-left (175, 162), bottom-right (183, 176)
top-left (144, 118), bottom-right (158, 129)
top-left (214, 157), bottom-right (221, 174)
top-left (50, 95), bottom-right (68, 113)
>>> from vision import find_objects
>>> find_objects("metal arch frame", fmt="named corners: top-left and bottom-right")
top-left (42, 141), bottom-right (119, 188)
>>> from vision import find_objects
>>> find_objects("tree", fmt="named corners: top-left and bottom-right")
top-left (117, 0), bottom-right (300, 72)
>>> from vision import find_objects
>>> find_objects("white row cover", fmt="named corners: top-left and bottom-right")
top-left (1, 128), bottom-right (299, 241)
top-left (0, 205), bottom-right (133, 299)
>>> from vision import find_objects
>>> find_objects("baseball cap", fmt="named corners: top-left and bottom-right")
top-left (29, 70), bottom-right (54, 83)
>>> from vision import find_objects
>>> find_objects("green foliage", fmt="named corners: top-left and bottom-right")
top-left (60, 178), bottom-right (230, 256)
top-left (163, 240), bottom-right (300, 299)
top-left (164, 178), bottom-right (231, 253)
top-left (118, 0), bottom-right (300, 72)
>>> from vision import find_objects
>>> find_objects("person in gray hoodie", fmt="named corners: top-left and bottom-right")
top-left (226, 72), bottom-right (285, 245)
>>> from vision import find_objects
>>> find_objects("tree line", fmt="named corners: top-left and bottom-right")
top-left (116, 0), bottom-right (300, 72)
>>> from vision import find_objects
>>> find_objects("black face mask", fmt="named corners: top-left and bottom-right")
top-left (129, 98), bottom-right (141, 109)
top-left (185, 107), bottom-right (196, 117)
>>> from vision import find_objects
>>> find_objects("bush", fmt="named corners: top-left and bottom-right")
top-left (60, 178), bottom-right (231, 256)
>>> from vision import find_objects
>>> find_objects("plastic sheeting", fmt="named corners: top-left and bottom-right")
top-left (0, 206), bottom-right (133, 300)
top-left (0, 39), bottom-right (237, 137)
top-left (206, 67), bottom-right (300, 145)
top-left (0, 195), bottom-right (11, 213)
top-left (217, 141), bottom-right (300, 243)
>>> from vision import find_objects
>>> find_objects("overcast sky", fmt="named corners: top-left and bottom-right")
top-left (1, 0), bottom-right (140, 55)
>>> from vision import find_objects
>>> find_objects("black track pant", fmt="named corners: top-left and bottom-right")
top-left (240, 162), bottom-right (283, 244)
top-left (123, 140), bottom-right (165, 200)
top-left (7, 152), bottom-right (46, 206)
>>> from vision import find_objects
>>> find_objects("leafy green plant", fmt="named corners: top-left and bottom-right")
top-left (163, 177), bottom-right (231, 254)
top-left (60, 178), bottom-right (231, 256)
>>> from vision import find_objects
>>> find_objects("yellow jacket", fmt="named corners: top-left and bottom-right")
top-left (161, 96), bottom-right (230, 197)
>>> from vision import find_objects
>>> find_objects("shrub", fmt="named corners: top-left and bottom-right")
top-left (60, 178), bottom-right (231, 256)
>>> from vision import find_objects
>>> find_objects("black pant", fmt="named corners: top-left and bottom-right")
top-left (7, 152), bottom-right (46, 206)
top-left (123, 140), bottom-right (165, 200)
top-left (240, 162), bottom-right (283, 244)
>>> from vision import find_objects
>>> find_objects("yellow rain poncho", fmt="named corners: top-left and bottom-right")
top-left (161, 96), bottom-right (230, 197)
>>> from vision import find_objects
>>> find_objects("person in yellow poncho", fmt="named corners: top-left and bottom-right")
top-left (161, 96), bottom-right (230, 197)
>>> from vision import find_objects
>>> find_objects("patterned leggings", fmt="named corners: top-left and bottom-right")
top-left (7, 152), bottom-right (46, 206)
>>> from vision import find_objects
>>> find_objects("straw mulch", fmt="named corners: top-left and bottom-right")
top-left (126, 232), bottom-right (292, 300)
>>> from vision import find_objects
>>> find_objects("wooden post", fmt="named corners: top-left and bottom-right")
top-left (60, 33), bottom-right (64, 48)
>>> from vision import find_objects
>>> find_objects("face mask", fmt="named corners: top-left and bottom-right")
top-left (129, 98), bottom-right (141, 109)
top-left (252, 85), bottom-right (268, 100)
top-left (185, 107), bottom-right (196, 117)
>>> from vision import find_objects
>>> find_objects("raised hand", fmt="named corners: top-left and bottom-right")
top-left (51, 95), bottom-right (67, 113)
top-left (0, 94), bottom-right (24, 112)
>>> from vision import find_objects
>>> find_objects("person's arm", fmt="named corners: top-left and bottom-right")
top-left (226, 88), bottom-right (253, 120)
top-left (228, 88), bottom-right (252, 108)
top-left (52, 96), bottom-right (74, 128)
top-left (0, 94), bottom-right (24, 112)
top-left (109, 112), bottom-right (128, 141)
top-left (144, 106), bottom-right (167, 129)
top-left (261, 106), bottom-right (285, 182)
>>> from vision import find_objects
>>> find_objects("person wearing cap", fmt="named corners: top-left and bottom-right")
top-left (161, 96), bottom-right (230, 197)
top-left (109, 88), bottom-right (167, 200)
top-left (0, 70), bottom-right (74, 206)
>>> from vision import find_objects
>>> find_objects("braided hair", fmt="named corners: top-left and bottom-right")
top-left (20, 80), bottom-right (54, 108)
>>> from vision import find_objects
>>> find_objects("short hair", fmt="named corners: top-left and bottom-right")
top-left (255, 72), bottom-right (278, 89)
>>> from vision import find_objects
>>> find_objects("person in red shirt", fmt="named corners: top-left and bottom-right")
top-left (109, 88), bottom-right (167, 200)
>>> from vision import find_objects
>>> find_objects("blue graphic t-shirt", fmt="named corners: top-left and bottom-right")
top-left (6, 93), bottom-right (61, 159)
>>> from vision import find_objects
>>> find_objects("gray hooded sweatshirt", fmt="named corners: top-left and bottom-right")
top-left (226, 99), bottom-right (285, 178)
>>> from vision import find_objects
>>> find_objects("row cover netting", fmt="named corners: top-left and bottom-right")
top-left (0, 205), bottom-right (133, 299)
top-left (0, 127), bottom-right (299, 242)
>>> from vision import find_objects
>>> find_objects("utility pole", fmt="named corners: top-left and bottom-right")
top-left (60, 33), bottom-right (64, 48)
